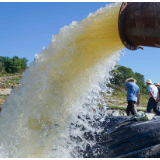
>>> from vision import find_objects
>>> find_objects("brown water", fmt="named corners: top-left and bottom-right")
top-left (0, 2), bottom-right (124, 158)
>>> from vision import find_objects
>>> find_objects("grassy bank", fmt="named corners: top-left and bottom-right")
top-left (3, 76), bottom-right (22, 87)
top-left (0, 72), bottom-right (22, 77)
top-left (96, 84), bottom-right (149, 113)
top-left (103, 84), bottom-right (148, 108)
top-left (107, 105), bottom-right (146, 112)
top-left (0, 95), bottom-right (8, 98)
top-left (97, 103), bottom-right (146, 112)
top-left (0, 75), bottom-right (22, 88)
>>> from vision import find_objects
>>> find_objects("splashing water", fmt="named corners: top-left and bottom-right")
top-left (0, 2), bottom-right (124, 158)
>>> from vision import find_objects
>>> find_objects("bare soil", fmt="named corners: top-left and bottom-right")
top-left (0, 88), bottom-right (12, 95)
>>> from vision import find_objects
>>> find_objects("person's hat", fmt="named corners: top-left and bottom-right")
top-left (125, 77), bottom-right (137, 84)
top-left (145, 79), bottom-right (152, 84)
top-left (155, 83), bottom-right (160, 86)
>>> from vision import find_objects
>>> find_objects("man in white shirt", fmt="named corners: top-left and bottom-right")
top-left (155, 83), bottom-right (160, 100)
top-left (155, 83), bottom-right (160, 110)
top-left (145, 79), bottom-right (160, 115)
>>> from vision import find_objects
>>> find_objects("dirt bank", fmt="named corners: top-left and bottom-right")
top-left (0, 75), bottom-right (21, 89)
top-left (0, 88), bottom-right (12, 95)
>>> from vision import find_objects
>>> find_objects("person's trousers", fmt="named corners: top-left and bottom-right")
top-left (147, 97), bottom-right (160, 115)
top-left (157, 101), bottom-right (160, 110)
top-left (126, 101), bottom-right (137, 116)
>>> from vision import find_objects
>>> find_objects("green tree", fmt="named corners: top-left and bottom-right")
top-left (9, 56), bottom-right (21, 73)
top-left (0, 56), bottom-right (7, 73)
top-left (21, 57), bottom-right (28, 71)
top-left (0, 62), bottom-right (1, 72)
top-left (0, 56), bottom-right (7, 63)
top-left (110, 65), bottom-right (148, 94)
top-left (4, 57), bottom-right (11, 73)
top-left (135, 72), bottom-right (148, 94)
top-left (110, 65), bottom-right (136, 86)
top-left (0, 56), bottom-right (28, 74)
top-left (135, 72), bottom-right (145, 82)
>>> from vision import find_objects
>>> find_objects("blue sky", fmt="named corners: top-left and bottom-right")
top-left (0, 2), bottom-right (160, 84)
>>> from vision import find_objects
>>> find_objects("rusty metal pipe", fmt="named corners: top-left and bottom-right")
top-left (118, 2), bottom-right (160, 50)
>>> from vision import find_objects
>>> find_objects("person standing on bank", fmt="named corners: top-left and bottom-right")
top-left (145, 79), bottom-right (160, 115)
top-left (122, 78), bottom-right (140, 116)
top-left (155, 83), bottom-right (160, 110)
top-left (155, 83), bottom-right (160, 100)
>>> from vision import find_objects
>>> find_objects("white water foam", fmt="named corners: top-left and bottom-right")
top-left (0, 2), bottom-right (124, 158)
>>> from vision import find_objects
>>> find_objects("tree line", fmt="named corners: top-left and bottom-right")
top-left (109, 65), bottom-right (148, 94)
top-left (0, 56), bottom-right (28, 74)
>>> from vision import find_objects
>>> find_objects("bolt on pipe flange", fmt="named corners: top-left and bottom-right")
top-left (118, 2), bottom-right (160, 50)
top-left (118, 2), bottom-right (140, 50)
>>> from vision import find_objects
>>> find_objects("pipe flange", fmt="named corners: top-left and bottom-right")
top-left (118, 2), bottom-right (140, 50)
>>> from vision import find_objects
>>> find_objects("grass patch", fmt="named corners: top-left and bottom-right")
top-left (12, 76), bottom-right (22, 81)
top-left (107, 105), bottom-right (146, 112)
top-left (97, 103), bottom-right (103, 107)
top-left (107, 105), bottom-right (126, 110)
top-left (97, 104), bottom-right (146, 112)
top-left (2, 75), bottom-right (22, 88)
top-left (0, 73), bottom-right (22, 77)
top-left (0, 95), bottom-right (8, 98)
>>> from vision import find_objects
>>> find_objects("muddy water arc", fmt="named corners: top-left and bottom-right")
top-left (0, 3), bottom-right (124, 158)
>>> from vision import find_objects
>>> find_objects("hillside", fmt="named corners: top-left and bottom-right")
top-left (0, 75), bottom-right (22, 106)
top-left (0, 76), bottom-right (150, 112)
top-left (0, 75), bottom-right (22, 89)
